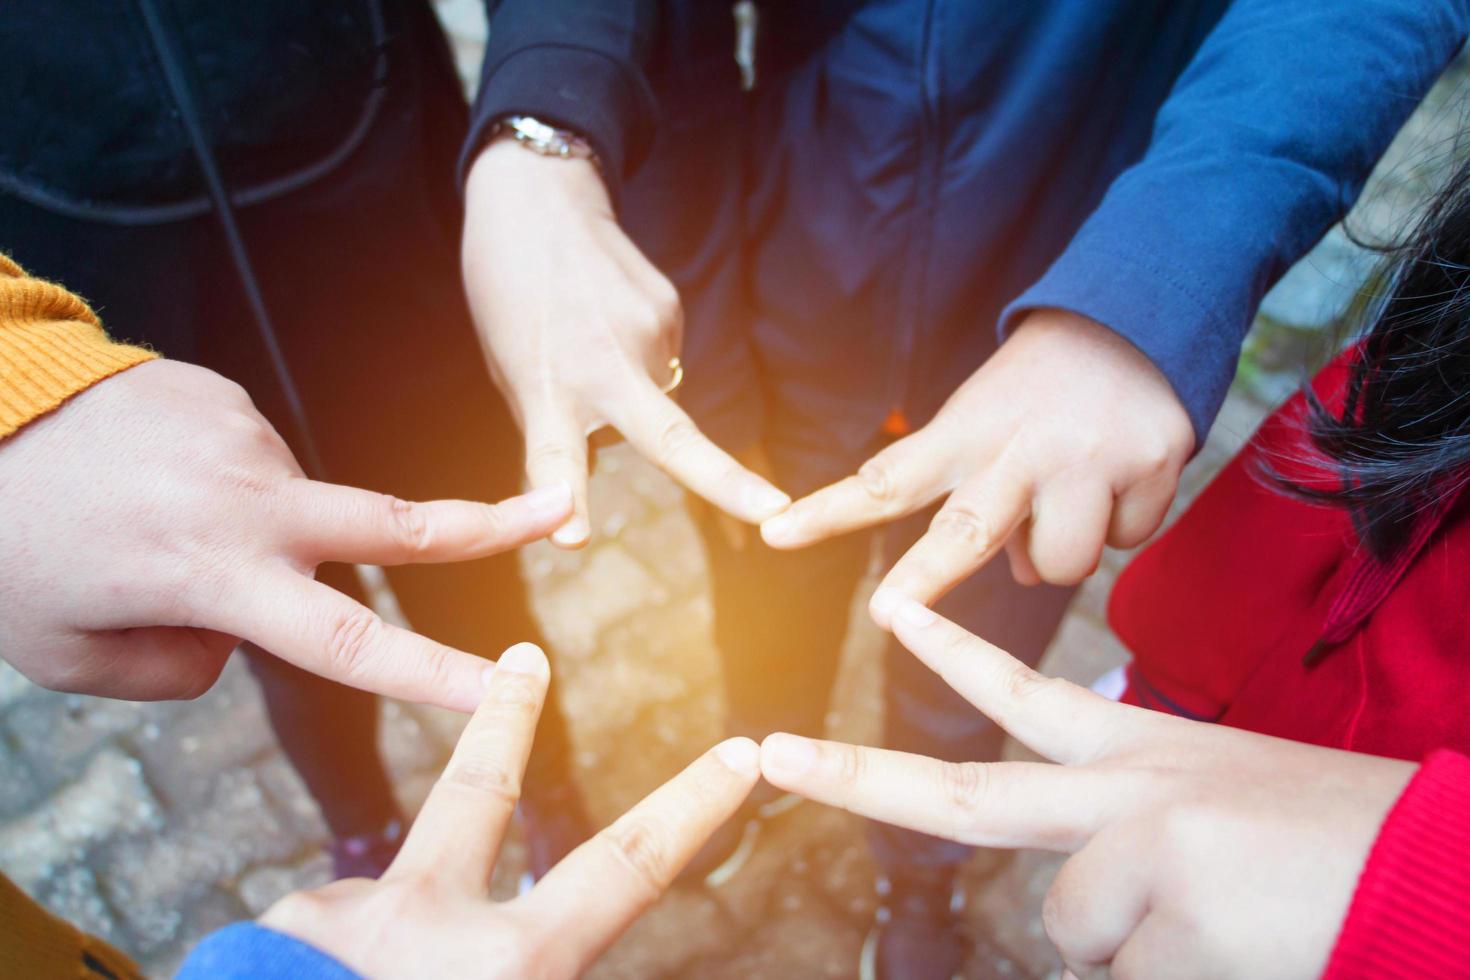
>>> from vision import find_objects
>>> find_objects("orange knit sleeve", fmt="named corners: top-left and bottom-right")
top-left (0, 253), bottom-right (157, 438)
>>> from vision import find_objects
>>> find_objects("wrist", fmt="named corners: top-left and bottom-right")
top-left (1012, 306), bottom-right (1194, 451)
top-left (466, 134), bottom-right (611, 215)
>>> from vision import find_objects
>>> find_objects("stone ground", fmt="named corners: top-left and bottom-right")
top-left (2, 8), bottom-right (1466, 977)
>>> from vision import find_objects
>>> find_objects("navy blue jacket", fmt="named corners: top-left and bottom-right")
top-left (469, 1), bottom-right (1470, 465)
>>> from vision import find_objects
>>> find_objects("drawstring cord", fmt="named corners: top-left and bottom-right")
top-left (134, 0), bottom-right (331, 480)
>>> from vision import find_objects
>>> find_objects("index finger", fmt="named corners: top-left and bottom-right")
top-left (869, 462), bottom-right (1032, 627)
top-left (282, 481), bottom-right (573, 566)
top-left (759, 733), bottom-right (1130, 853)
top-left (522, 404), bottom-right (592, 549)
top-left (759, 429), bottom-right (954, 549)
top-left (516, 737), bottom-right (759, 972)
top-left (612, 382), bottom-right (790, 525)
top-left (213, 569), bottom-right (488, 712)
top-left (387, 643), bottom-right (548, 892)
top-left (885, 596), bottom-right (1147, 765)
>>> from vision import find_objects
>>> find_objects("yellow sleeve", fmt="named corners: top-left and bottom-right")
top-left (0, 873), bottom-right (144, 980)
top-left (0, 253), bottom-right (157, 439)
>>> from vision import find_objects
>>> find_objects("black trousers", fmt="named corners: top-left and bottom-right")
top-left (0, 2), bottom-right (571, 839)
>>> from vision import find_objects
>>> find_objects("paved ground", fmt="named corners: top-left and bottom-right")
top-left (2, 10), bottom-right (1465, 977)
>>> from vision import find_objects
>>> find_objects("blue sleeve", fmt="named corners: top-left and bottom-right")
top-left (1000, 0), bottom-right (1470, 444)
top-left (175, 922), bottom-right (362, 980)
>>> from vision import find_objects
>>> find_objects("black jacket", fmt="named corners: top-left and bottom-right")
top-left (0, 0), bottom-right (391, 224)
top-left (465, 0), bottom-right (1469, 466)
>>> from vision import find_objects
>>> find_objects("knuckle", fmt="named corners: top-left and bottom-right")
top-left (1002, 662), bottom-right (1053, 705)
top-left (650, 280), bottom-right (682, 327)
top-left (267, 889), bottom-right (331, 926)
top-left (526, 442), bottom-right (575, 470)
top-left (932, 506), bottom-right (995, 551)
top-left (938, 624), bottom-right (976, 663)
top-left (386, 497), bottom-right (430, 555)
top-left (324, 607), bottom-right (385, 681)
top-left (490, 671), bottom-right (544, 713)
top-left (169, 663), bottom-right (223, 701)
top-left (1039, 889), bottom-right (1066, 947)
top-left (474, 502), bottom-right (508, 541)
top-left (441, 759), bottom-right (522, 808)
top-left (856, 458), bottom-right (903, 510)
top-left (627, 310), bottom-right (663, 342)
top-left (26, 658), bottom-right (92, 696)
top-left (220, 409), bottom-right (268, 442)
top-left (368, 876), bottom-right (441, 920)
top-left (1071, 428), bottom-right (1105, 461)
top-left (1157, 803), bottom-right (1213, 858)
top-left (173, 556), bottom-right (239, 615)
top-left (938, 761), bottom-right (988, 812)
top-left (219, 461), bottom-right (280, 500)
top-left (605, 816), bottom-right (674, 896)
top-left (225, 377), bottom-right (253, 404)
top-left (1134, 438), bottom-right (1177, 479)
top-left (1033, 549), bottom-right (1096, 588)
top-left (833, 744), bottom-right (868, 788)
top-left (654, 416), bottom-right (701, 463)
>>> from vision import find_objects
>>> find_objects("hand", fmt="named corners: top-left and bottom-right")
top-left (759, 596), bottom-right (1414, 979)
top-left (462, 139), bottom-right (789, 548)
top-left (262, 643), bottom-right (759, 979)
top-left (760, 310), bottom-right (1194, 624)
top-left (0, 360), bottom-right (572, 707)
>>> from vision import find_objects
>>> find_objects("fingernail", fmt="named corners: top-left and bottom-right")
top-left (894, 598), bottom-right (938, 630)
top-left (714, 737), bottom-right (759, 777)
top-left (761, 512), bottom-right (797, 545)
top-left (762, 733), bottom-right (817, 777)
top-left (744, 484), bottom-right (791, 519)
top-left (551, 516), bottom-right (588, 547)
top-left (497, 642), bottom-right (548, 676)
top-left (869, 586), bottom-right (903, 623)
top-left (523, 482), bottom-right (573, 518)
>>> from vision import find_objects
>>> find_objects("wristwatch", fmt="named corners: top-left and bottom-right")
top-left (491, 115), bottom-right (601, 173)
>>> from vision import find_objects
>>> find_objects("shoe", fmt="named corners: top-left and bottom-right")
top-left (329, 818), bottom-right (406, 880)
top-left (862, 864), bottom-right (968, 980)
top-left (676, 785), bottom-right (802, 887)
top-left (520, 779), bottom-right (594, 885)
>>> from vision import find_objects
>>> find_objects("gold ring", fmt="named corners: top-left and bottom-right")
top-left (661, 357), bottom-right (684, 395)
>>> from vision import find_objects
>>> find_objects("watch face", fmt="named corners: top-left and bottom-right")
top-left (511, 116), bottom-right (556, 144)
top-left (499, 116), bottom-right (599, 171)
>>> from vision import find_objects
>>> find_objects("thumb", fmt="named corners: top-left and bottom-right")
top-left (523, 405), bottom-right (592, 548)
top-left (760, 425), bottom-right (955, 549)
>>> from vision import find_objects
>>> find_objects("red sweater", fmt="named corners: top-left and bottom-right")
top-left (1109, 356), bottom-right (1470, 976)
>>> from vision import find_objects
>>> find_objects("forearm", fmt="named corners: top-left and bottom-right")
top-left (0, 254), bottom-right (155, 438)
top-left (1002, 0), bottom-right (1469, 443)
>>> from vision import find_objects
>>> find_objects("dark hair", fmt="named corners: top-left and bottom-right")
top-left (1273, 151), bottom-right (1470, 561)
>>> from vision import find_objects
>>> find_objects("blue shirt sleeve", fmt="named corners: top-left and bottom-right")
top-left (175, 922), bottom-right (362, 980)
top-left (1000, 0), bottom-right (1470, 444)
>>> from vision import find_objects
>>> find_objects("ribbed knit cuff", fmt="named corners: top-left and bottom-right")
top-left (1324, 750), bottom-right (1470, 979)
top-left (176, 923), bottom-right (362, 980)
top-left (0, 254), bottom-right (156, 438)
top-left (0, 873), bottom-right (143, 980)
